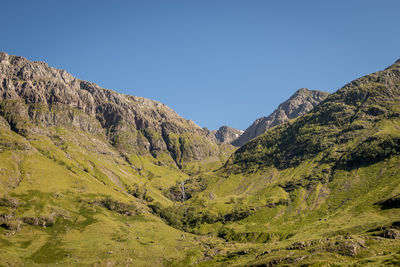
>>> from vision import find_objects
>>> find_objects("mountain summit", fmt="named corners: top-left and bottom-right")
top-left (0, 53), bottom-right (399, 266)
top-left (232, 88), bottom-right (329, 146)
top-left (229, 59), bottom-right (400, 171)
top-left (213, 125), bottom-right (243, 143)
top-left (0, 52), bottom-right (230, 169)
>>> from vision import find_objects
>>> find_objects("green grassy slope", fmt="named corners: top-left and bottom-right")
top-left (0, 118), bottom-right (215, 266)
top-left (0, 52), bottom-right (237, 266)
top-left (151, 60), bottom-right (400, 266)
top-left (1, 54), bottom-right (400, 266)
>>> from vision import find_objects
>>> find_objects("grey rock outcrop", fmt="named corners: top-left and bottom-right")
top-left (213, 126), bottom-right (243, 143)
top-left (0, 52), bottom-right (223, 167)
top-left (232, 88), bottom-right (329, 147)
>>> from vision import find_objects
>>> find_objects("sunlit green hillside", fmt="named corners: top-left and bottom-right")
top-left (150, 59), bottom-right (400, 265)
top-left (0, 53), bottom-right (399, 266)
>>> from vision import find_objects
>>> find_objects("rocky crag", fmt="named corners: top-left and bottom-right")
top-left (150, 58), bottom-right (400, 266)
top-left (0, 52), bottom-right (399, 266)
top-left (213, 125), bottom-right (243, 143)
top-left (232, 88), bottom-right (329, 146)
top-left (0, 52), bottom-right (227, 169)
top-left (230, 61), bottom-right (400, 171)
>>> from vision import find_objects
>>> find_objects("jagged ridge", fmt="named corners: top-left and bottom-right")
top-left (228, 61), bottom-right (400, 171)
top-left (0, 52), bottom-right (226, 168)
top-left (213, 125), bottom-right (243, 143)
top-left (232, 88), bottom-right (329, 147)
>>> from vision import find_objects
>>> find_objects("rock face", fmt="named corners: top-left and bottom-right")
top-left (0, 52), bottom-right (221, 167)
top-left (232, 88), bottom-right (329, 147)
top-left (213, 126), bottom-right (243, 143)
top-left (228, 59), bottom-right (400, 171)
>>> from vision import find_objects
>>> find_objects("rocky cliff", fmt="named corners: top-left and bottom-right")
top-left (213, 125), bottom-right (243, 143)
top-left (228, 59), bottom-right (400, 171)
top-left (0, 52), bottom-right (223, 168)
top-left (1, 52), bottom-right (400, 267)
top-left (232, 88), bottom-right (329, 146)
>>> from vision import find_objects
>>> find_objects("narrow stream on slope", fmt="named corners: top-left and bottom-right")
top-left (180, 181), bottom-right (186, 201)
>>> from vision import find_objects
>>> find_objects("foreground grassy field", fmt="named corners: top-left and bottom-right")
top-left (2, 113), bottom-right (399, 266)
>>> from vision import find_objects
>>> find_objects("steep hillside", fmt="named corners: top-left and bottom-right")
top-left (232, 88), bottom-right (329, 147)
top-left (153, 59), bottom-right (400, 266)
top-left (0, 52), bottom-right (231, 170)
top-left (229, 61), bottom-right (400, 171)
top-left (213, 126), bottom-right (243, 143)
top-left (1, 52), bottom-right (400, 266)
top-left (0, 52), bottom-right (235, 265)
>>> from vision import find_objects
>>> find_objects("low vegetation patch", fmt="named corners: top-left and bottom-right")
top-left (0, 196), bottom-right (20, 208)
top-left (218, 228), bottom-right (290, 243)
top-left (91, 198), bottom-right (139, 216)
top-left (376, 194), bottom-right (400, 209)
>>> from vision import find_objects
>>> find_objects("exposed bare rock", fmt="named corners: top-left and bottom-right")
top-left (378, 229), bottom-right (400, 239)
top-left (213, 126), bottom-right (243, 143)
top-left (0, 196), bottom-right (19, 208)
top-left (326, 239), bottom-right (365, 257)
top-left (0, 52), bottom-right (223, 167)
top-left (232, 88), bottom-right (329, 147)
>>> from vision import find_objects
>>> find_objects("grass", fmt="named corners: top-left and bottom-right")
top-left (0, 122), bottom-right (399, 266)
top-left (0, 124), bottom-right (210, 266)
top-left (0, 60), bottom-right (400, 265)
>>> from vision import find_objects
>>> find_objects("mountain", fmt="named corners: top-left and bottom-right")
top-left (213, 125), bottom-right (243, 143)
top-left (232, 88), bottom-right (329, 147)
top-left (0, 52), bottom-right (234, 265)
top-left (229, 61), bottom-right (400, 171)
top-left (1, 52), bottom-right (400, 266)
top-left (0, 52), bottom-right (232, 170)
top-left (151, 59), bottom-right (400, 265)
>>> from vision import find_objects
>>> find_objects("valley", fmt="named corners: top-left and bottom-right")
top-left (0, 52), bottom-right (399, 266)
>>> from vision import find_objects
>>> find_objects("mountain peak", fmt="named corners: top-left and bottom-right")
top-left (0, 52), bottom-right (226, 168)
top-left (295, 87), bottom-right (310, 94)
top-left (214, 125), bottom-right (243, 143)
top-left (229, 58), bottom-right (400, 171)
top-left (232, 88), bottom-right (329, 146)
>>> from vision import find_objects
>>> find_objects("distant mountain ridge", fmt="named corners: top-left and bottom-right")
top-left (213, 125), bottom-right (243, 143)
top-left (0, 52), bottom-right (230, 169)
top-left (228, 59), bottom-right (400, 172)
top-left (1, 52), bottom-right (400, 266)
top-left (232, 88), bottom-right (329, 146)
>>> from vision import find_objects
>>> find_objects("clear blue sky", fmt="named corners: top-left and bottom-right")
top-left (1, 1), bottom-right (399, 130)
